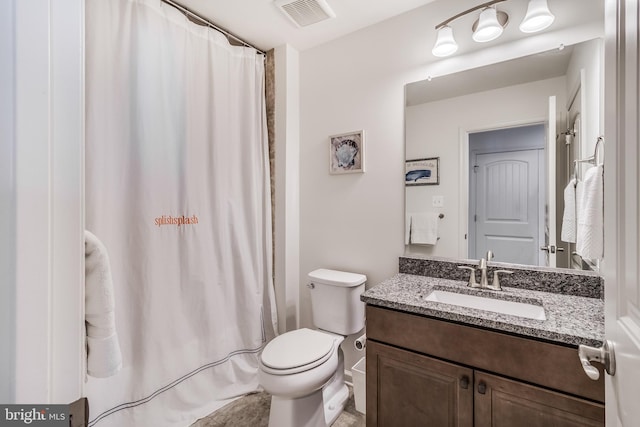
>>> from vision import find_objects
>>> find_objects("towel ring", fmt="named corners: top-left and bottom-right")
top-left (594, 136), bottom-right (604, 165)
top-left (573, 136), bottom-right (605, 179)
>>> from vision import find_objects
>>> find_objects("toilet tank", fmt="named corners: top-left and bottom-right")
top-left (308, 269), bottom-right (366, 335)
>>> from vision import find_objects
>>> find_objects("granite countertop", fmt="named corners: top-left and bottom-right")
top-left (361, 273), bottom-right (604, 347)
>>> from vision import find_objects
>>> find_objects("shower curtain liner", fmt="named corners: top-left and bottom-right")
top-left (85, 0), bottom-right (277, 425)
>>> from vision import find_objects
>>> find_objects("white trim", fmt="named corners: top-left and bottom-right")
top-left (13, 0), bottom-right (85, 403)
top-left (14, 0), bottom-right (53, 403)
top-left (603, 1), bottom-right (640, 424)
top-left (537, 149), bottom-right (546, 266)
top-left (274, 44), bottom-right (301, 333)
top-left (50, 0), bottom-right (85, 402)
top-left (0, 0), bottom-right (17, 404)
top-left (458, 128), bottom-right (469, 259)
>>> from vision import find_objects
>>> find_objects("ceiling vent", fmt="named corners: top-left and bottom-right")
top-left (275, 0), bottom-right (336, 28)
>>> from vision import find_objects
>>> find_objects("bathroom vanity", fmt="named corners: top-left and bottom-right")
top-left (361, 256), bottom-right (605, 426)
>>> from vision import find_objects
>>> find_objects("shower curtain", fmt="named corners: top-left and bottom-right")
top-left (85, 0), bottom-right (276, 425)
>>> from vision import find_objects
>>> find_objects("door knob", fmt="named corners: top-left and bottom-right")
top-left (477, 381), bottom-right (487, 394)
top-left (540, 245), bottom-right (564, 253)
top-left (459, 376), bottom-right (469, 389)
top-left (578, 340), bottom-right (616, 380)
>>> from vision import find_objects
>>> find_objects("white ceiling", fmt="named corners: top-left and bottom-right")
top-left (176, 0), bottom-right (602, 53)
top-left (177, 0), bottom-right (437, 51)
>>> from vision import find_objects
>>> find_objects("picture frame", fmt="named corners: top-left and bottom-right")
top-left (405, 157), bottom-right (440, 186)
top-left (329, 130), bottom-right (365, 174)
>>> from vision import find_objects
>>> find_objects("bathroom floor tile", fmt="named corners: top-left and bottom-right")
top-left (191, 386), bottom-right (365, 427)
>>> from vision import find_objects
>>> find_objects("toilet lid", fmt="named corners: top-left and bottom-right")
top-left (261, 328), bottom-right (336, 370)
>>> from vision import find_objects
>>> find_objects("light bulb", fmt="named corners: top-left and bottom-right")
top-left (520, 0), bottom-right (555, 33)
top-left (432, 26), bottom-right (458, 57)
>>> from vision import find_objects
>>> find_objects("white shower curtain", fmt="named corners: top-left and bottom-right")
top-left (85, 0), bottom-right (276, 425)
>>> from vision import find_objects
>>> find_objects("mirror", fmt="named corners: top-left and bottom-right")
top-left (404, 38), bottom-right (603, 271)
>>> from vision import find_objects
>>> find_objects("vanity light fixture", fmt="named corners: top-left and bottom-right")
top-left (472, 6), bottom-right (508, 43)
top-left (519, 0), bottom-right (555, 33)
top-left (432, 0), bottom-right (555, 57)
top-left (432, 25), bottom-right (458, 57)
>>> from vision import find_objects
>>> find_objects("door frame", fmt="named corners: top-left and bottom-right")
top-left (3, 0), bottom-right (86, 403)
top-left (458, 118), bottom-right (546, 260)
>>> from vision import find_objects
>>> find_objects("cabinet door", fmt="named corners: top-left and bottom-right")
top-left (367, 341), bottom-right (473, 427)
top-left (474, 371), bottom-right (604, 427)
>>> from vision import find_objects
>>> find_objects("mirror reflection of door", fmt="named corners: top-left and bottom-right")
top-left (469, 125), bottom-right (545, 266)
top-left (404, 39), bottom-right (603, 270)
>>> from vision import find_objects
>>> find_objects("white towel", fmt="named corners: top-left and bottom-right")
top-left (410, 212), bottom-right (439, 245)
top-left (576, 165), bottom-right (604, 259)
top-left (561, 178), bottom-right (577, 243)
top-left (85, 230), bottom-right (123, 378)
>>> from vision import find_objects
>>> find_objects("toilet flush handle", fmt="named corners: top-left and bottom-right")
top-left (307, 283), bottom-right (315, 289)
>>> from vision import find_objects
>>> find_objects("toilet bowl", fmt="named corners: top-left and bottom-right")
top-left (259, 328), bottom-right (348, 427)
top-left (258, 269), bottom-right (367, 427)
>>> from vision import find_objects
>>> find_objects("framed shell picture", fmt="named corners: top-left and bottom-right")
top-left (405, 157), bottom-right (440, 186)
top-left (329, 130), bottom-right (365, 174)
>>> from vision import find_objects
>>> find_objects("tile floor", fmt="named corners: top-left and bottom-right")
top-left (191, 387), bottom-right (365, 427)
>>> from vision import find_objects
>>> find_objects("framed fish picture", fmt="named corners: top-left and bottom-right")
top-left (405, 157), bottom-right (439, 186)
top-left (329, 130), bottom-right (365, 174)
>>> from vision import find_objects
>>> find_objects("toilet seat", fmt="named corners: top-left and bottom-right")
top-left (260, 328), bottom-right (336, 375)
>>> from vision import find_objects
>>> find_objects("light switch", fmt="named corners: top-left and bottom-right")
top-left (432, 196), bottom-right (444, 207)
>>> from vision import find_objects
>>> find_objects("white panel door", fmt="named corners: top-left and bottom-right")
top-left (474, 149), bottom-right (541, 265)
top-left (602, 1), bottom-right (640, 425)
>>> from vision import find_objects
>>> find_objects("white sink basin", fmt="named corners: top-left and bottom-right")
top-left (425, 290), bottom-right (546, 321)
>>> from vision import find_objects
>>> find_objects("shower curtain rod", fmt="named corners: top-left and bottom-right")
top-left (161, 0), bottom-right (267, 55)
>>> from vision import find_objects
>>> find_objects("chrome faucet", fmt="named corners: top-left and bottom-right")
top-left (458, 265), bottom-right (480, 288)
top-left (478, 250), bottom-right (493, 289)
top-left (459, 251), bottom-right (512, 290)
top-left (478, 258), bottom-right (489, 288)
top-left (476, 251), bottom-right (513, 291)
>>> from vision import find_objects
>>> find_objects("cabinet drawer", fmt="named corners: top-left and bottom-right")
top-left (366, 305), bottom-right (604, 403)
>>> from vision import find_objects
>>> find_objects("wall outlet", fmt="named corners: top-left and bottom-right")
top-left (432, 196), bottom-right (444, 207)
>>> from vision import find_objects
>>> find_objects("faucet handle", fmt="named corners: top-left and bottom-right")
top-left (458, 266), bottom-right (480, 288)
top-left (490, 269), bottom-right (513, 291)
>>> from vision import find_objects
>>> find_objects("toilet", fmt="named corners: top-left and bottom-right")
top-left (259, 268), bottom-right (366, 427)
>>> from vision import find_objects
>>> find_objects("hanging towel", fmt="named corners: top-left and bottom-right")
top-left (410, 212), bottom-right (439, 245)
top-left (561, 178), bottom-right (578, 243)
top-left (576, 165), bottom-right (604, 259)
top-left (85, 230), bottom-right (122, 378)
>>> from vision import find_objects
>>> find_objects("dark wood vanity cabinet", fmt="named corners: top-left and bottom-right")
top-left (369, 341), bottom-right (473, 426)
top-left (366, 306), bottom-right (605, 427)
top-left (473, 371), bottom-right (604, 426)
